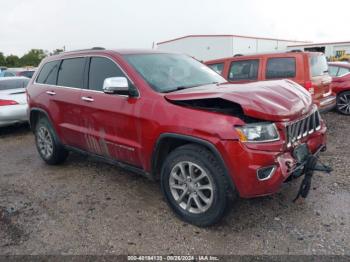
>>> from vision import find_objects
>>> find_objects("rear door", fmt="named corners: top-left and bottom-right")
top-left (36, 58), bottom-right (86, 148)
top-left (308, 53), bottom-right (332, 102)
top-left (79, 56), bottom-right (142, 166)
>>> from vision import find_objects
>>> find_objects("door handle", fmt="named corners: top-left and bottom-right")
top-left (46, 91), bottom-right (56, 96)
top-left (81, 96), bottom-right (94, 102)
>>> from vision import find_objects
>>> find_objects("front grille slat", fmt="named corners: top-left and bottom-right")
top-left (286, 109), bottom-right (321, 147)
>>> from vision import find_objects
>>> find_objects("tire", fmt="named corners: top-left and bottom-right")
top-left (161, 144), bottom-right (231, 227)
top-left (336, 91), bottom-right (350, 115)
top-left (35, 117), bottom-right (68, 165)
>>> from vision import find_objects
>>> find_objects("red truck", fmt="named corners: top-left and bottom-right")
top-left (205, 51), bottom-right (336, 112)
top-left (27, 49), bottom-right (328, 226)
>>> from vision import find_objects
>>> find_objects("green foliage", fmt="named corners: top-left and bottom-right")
top-left (0, 48), bottom-right (63, 67)
top-left (0, 52), bottom-right (5, 66)
top-left (5, 55), bottom-right (20, 67)
top-left (20, 49), bottom-right (47, 67)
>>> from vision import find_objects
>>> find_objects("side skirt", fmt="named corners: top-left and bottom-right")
top-left (64, 145), bottom-right (153, 180)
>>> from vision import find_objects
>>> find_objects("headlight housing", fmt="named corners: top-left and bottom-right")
top-left (235, 123), bottom-right (279, 143)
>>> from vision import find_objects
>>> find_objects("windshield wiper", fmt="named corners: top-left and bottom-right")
top-left (162, 82), bottom-right (219, 93)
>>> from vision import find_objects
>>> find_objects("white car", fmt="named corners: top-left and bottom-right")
top-left (0, 77), bottom-right (29, 127)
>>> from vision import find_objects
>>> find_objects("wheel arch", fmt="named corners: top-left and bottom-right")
top-left (151, 133), bottom-right (235, 194)
top-left (29, 108), bottom-right (57, 134)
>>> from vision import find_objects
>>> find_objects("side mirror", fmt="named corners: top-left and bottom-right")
top-left (103, 77), bottom-right (129, 95)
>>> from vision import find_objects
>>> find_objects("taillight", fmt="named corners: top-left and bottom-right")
top-left (304, 81), bottom-right (314, 95)
top-left (0, 99), bottom-right (19, 106)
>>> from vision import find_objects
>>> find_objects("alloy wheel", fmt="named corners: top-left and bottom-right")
top-left (37, 126), bottom-right (54, 159)
top-left (169, 161), bottom-right (214, 214)
top-left (337, 93), bottom-right (350, 115)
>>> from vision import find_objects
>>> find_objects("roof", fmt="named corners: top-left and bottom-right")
top-left (157, 34), bottom-right (310, 45)
top-left (0, 76), bottom-right (29, 82)
top-left (205, 50), bottom-right (318, 63)
top-left (289, 41), bottom-right (350, 47)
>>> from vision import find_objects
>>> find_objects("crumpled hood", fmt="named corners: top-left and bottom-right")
top-left (164, 80), bottom-right (313, 122)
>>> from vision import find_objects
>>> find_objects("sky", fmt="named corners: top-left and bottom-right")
top-left (1, 0), bottom-right (350, 56)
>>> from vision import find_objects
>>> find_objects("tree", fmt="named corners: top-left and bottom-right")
top-left (5, 55), bottom-right (20, 67)
top-left (20, 49), bottom-right (47, 67)
top-left (0, 52), bottom-right (5, 66)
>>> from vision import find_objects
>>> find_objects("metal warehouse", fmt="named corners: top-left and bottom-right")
top-left (156, 34), bottom-right (309, 61)
top-left (287, 41), bottom-right (350, 61)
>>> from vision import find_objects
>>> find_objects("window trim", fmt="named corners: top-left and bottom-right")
top-left (228, 59), bottom-right (260, 81)
top-left (265, 57), bottom-right (296, 79)
top-left (34, 54), bottom-right (140, 98)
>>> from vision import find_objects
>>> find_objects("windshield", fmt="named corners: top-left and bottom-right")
top-left (310, 54), bottom-right (328, 77)
top-left (123, 53), bottom-right (226, 93)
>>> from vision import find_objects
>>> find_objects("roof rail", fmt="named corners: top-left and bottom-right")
top-left (233, 54), bottom-right (244, 57)
top-left (91, 47), bottom-right (105, 50)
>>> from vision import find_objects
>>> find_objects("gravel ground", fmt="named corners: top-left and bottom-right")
top-left (0, 112), bottom-right (349, 256)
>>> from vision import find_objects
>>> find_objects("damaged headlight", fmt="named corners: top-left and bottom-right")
top-left (235, 123), bottom-right (279, 142)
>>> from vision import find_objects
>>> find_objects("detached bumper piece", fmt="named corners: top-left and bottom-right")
top-left (292, 145), bottom-right (332, 202)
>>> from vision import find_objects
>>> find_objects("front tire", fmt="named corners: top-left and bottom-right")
top-left (161, 144), bottom-right (231, 227)
top-left (336, 91), bottom-right (350, 115)
top-left (35, 117), bottom-right (68, 165)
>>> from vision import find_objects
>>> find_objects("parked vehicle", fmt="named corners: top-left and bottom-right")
top-left (27, 49), bottom-right (328, 226)
top-left (328, 62), bottom-right (350, 115)
top-left (0, 68), bottom-right (36, 78)
top-left (205, 51), bottom-right (336, 112)
top-left (0, 77), bottom-right (29, 127)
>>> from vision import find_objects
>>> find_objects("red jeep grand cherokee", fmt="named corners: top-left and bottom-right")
top-left (27, 49), bottom-right (327, 226)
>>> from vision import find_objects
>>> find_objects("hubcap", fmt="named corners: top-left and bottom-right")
top-left (169, 161), bottom-right (214, 214)
top-left (36, 126), bottom-right (54, 159)
top-left (338, 93), bottom-right (350, 114)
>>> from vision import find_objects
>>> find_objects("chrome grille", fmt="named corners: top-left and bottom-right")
top-left (286, 109), bottom-right (321, 147)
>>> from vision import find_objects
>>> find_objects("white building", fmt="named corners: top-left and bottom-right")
top-left (287, 41), bottom-right (350, 60)
top-left (156, 34), bottom-right (309, 61)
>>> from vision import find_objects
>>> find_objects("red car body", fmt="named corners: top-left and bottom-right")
top-left (27, 49), bottom-right (327, 199)
top-left (328, 62), bottom-right (350, 114)
top-left (205, 51), bottom-right (336, 112)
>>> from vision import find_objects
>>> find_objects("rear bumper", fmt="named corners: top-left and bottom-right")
top-left (0, 104), bottom-right (28, 127)
top-left (318, 95), bottom-right (336, 113)
top-left (218, 124), bottom-right (327, 198)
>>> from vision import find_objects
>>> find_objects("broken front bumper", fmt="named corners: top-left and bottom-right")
top-left (218, 124), bottom-right (327, 198)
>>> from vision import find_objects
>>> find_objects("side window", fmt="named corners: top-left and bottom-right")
top-left (337, 67), bottom-right (350, 76)
top-left (208, 63), bottom-right (224, 75)
top-left (88, 57), bottom-right (125, 91)
top-left (229, 60), bottom-right (259, 81)
top-left (36, 61), bottom-right (60, 85)
top-left (4, 72), bottom-right (15, 77)
top-left (328, 66), bottom-right (339, 77)
top-left (266, 58), bottom-right (296, 79)
top-left (57, 58), bottom-right (85, 88)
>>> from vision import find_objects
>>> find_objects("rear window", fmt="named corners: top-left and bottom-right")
top-left (0, 78), bottom-right (29, 90)
top-left (310, 54), bottom-right (328, 77)
top-left (37, 61), bottom-right (60, 85)
top-left (328, 65), bottom-right (339, 77)
top-left (57, 58), bottom-right (85, 88)
top-left (337, 67), bottom-right (350, 76)
top-left (266, 58), bottom-right (296, 79)
top-left (229, 60), bottom-right (259, 81)
top-left (208, 63), bottom-right (224, 74)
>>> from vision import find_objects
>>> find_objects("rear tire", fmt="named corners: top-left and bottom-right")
top-left (336, 91), bottom-right (350, 115)
top-left (35, 117), bottom-right (68, 165)
top-left (161, 144), bottom-right (231, 227)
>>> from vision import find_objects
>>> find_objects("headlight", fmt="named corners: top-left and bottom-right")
top-left (235, 123), bottom-right (279, 142)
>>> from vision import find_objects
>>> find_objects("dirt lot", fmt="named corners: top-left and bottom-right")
top-left (0, 112), bottom-right (349, 256)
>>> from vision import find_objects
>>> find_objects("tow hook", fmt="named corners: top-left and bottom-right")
top-left (293, 155), bottom-right (332, 202)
